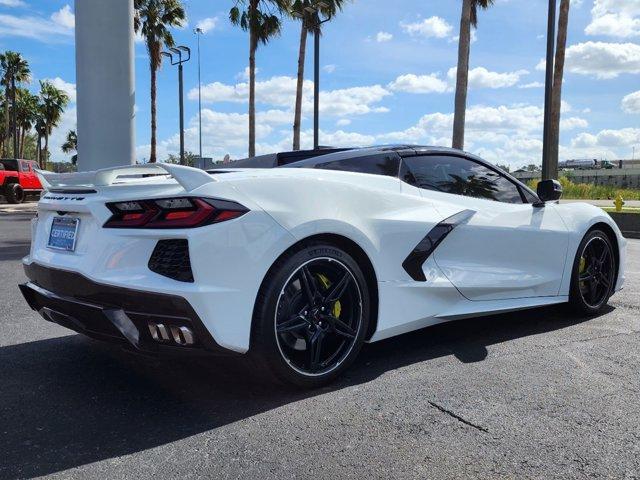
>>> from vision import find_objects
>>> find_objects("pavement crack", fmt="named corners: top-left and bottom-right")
top-left (428, 401), bottom-right (489, 433)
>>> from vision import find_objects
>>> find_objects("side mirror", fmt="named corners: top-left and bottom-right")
top-left (536, 179), bottom-right (563, 204)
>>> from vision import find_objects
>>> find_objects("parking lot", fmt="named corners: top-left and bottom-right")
top-left (1, 207), bottom-right (639, 479)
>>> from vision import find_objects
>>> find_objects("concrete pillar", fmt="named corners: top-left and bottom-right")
top-left (75, 0), bottom-right (135, 171)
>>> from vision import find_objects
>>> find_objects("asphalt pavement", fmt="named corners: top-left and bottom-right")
top-left (1, 210), bottom-right (639, 479)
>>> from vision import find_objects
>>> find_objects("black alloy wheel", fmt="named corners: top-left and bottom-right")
top-left (274, 257), bottom-right (363, 376)
top-left (570, 230), bottom-right (616, 314)
top-left (252, 243), bottom-right (370, 387)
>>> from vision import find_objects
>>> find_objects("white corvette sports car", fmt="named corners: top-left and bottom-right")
top-left (20, 146), bottom-right (626, 387)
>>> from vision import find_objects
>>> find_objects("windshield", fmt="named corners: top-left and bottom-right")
top-left (0, 159), bottom-right (18, 171)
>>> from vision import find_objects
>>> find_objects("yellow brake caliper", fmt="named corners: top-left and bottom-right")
top-left (316, 273), bottom-right (342, 318)
top-left (579, 257), bottom-right (586, 286)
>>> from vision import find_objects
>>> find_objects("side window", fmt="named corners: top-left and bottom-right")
top-left (402, 155), bottom-right (524, 204)
top-left (315, 153), bottom-right (400, 177)
top-left (20, 161), bottom-right (30, 172)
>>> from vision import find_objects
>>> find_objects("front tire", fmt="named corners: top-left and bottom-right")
top-left (569, 230), bottom-right (616, 315)
top-left (6, 184), bottom-right (24, 204)
top-left (251, 242), bottom-right (370, 388)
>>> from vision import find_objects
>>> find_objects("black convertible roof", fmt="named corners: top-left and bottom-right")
top-left (211, 145), bottom-right (481, 171)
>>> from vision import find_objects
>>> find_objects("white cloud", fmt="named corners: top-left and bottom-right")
top-left (519, 81), bottom-right (545, 89)
top-left (195, 17), bottom-right (218, 34)
top-left (388, 67), bottom-right (528, 94)
top-left (571, 127), bottom-right (640, 148)
top-left (622, 90), bottom-right (640, 113)
top-left (564, 41), bottom-right (640, 79)
top-left (48, 106), bottom-right (77, 162)
top-left (586, 0), bottom-right (640, 38)
top-left (377, 103), bottom-right (589, 166)
top-left (190, 75), bottom-right (390, 117)
top-left (336, 118), bottom-right (351, 127)
top-left (400, 16), bottom-right (453, 39)
top-left (378, 105), bottom-right (547, 145)
top-left (388, 73), bottom-right (449, 94)
top-left (137, 108), bottom-right (289, 161)
top-left (586, 13), bottom-right (640, 37)
top-left (447, 67), bottom-right (529, 89)
top-left (45, 77), bottom-right (76, 103)
top-left (535, 59), bottom-right (547, 71)
top-left (0, 11), bottom-right (74, 41)
top-left (450, 30), bottom-right (477, 44)
top-left (51, 4), bottom-right (74, 29)
top-left (376, 31), bottom-right (393, 42)
top-left (0, 0), bottom-right (26, 6)
top-left (323, 64), bottom-right (336, 74)
top-left (560, 117), bottom-right (589, 130)
top-left (137, 106), bottom-right (377, 161)
top-left (235, 66), bottom-right (258, 81)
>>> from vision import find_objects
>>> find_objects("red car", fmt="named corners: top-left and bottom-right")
top-left (0, 159), bottom-right (43, 204)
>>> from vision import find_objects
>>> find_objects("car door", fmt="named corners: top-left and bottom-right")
top-left (28, 161), bottom-right (41, 189)
top-left (401, 154), bottom-right (569, 301)
top-left (18, 160), bottom-right (34, 189)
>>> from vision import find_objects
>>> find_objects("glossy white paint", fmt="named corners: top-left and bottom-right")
top-left (426, 191), bottom-right (570, 301)
top-left (24, 164), bottom-right (627, 354)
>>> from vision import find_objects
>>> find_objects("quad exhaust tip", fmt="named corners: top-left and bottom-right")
top-left (148, 322), bottom-right (195, 346)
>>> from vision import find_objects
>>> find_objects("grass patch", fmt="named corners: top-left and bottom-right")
top-left (527, 177), bottom-right (640, 201)
top-left (602, 207), bottom-right (640, 214)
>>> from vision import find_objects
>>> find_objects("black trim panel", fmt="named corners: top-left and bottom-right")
top-left (402, 209), bottom-right (476, 281)
top-left (21, 263), bottom-right (238, 356)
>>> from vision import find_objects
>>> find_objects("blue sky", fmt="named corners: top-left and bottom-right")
top-left (2, 0), bottom-right (639, 166)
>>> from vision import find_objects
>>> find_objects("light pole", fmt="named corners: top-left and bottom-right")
top-left (194, 28), bottom-right (203, 160)
top-left (541, 0), bottom-right (558, 181)
top-left (162, 46), bottom-right (191, 165)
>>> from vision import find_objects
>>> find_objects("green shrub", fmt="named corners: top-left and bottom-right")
top-left (527, 177), bottom-right (640, 201)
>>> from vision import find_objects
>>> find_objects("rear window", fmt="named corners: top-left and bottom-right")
top-left (0, 160), bottom-right (18, 171)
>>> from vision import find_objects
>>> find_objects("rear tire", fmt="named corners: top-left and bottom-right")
top-left (568, 230), bottom-right (616, 315)
top-left (251, 242), bottom-right (370, 388)
top-left (6, 184), bottom-right (24, 204)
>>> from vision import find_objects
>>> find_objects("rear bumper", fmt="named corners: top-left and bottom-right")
top-left (20, 263), bottom-right (239, 357)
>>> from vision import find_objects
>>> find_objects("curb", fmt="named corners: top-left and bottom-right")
top-left (609, 212), bottom-right (640, 239)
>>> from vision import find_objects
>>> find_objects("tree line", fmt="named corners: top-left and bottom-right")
top-left (0, 51), bottom-right (75, 167)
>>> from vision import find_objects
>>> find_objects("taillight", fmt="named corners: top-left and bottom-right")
top-left (104, 197), bottom-right (248, 229)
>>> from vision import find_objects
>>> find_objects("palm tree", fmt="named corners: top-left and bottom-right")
top-left (61, 129), bottom-right (78, 165)
top-left (134, 0), bottom-right (186, 163)
top-left (452, 0), bottom-right (494, 150)
top-left (0, 51), bottom-right (31, 157)
top-left (34, 115), bottom-right (46, 166)
top-left (290, 0), bottom-right (346, 151)
top-left (549, 0), bottom-right (570, 176)
top-left (14, 88), bottom-right (39, 158)
top-left (230, 0), bottom-right (290, 158)
top-left (38, 80), bottom-right (69, 168)
top-left (0, 98), bottom-right (6, 154)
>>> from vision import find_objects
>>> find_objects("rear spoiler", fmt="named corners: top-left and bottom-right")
top-left (35, 163), bottom-right (216, 193)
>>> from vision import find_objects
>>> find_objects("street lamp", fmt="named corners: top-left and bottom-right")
top-left (194, 28), bottom-right (204, 160)
top-left (293, 1), bottom-right (330, 151)
top-left (162, 46), bottom-right (191, 165)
